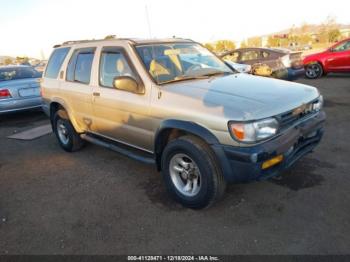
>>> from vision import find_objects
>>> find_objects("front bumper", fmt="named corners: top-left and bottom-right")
top-left (0, 97), bottom-right (43, 114)
top-left (286, 67), bottom-right (305, 80)
top-left (211, 111), bottom-right (326, 183)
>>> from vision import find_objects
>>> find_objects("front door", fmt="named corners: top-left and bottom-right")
top-left (327, 40), bottom-right (350, 71)
top-left (91, 46), bottom-right (153, 152)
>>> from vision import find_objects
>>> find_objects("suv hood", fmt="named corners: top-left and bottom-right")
top-left (162, 73), bottom-right (320, 121)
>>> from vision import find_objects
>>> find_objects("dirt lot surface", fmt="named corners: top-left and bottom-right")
top-left (0, 74), bottom-right (349, 255)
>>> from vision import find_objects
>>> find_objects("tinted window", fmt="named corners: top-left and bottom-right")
top-left (75, 53), bottom-right (94, 84)
top-left (0, 67), bottom-right (42, 82)
top-left (334, 41), bottom-right (350, 52)
top-left (223, 51), bottom-right (240, 62)
top-left (241, 51), bottom-right (260, 61)
top-left (262, 51), bottom-right (270, 58)
top-left (45, 47), bottom-right (70, 79)
top-left (66, 52), bottom-right (78, 82)
top-left (100, 49), bottom-right (135, 88)
top-left (66, 48), bottom-right (95, 84)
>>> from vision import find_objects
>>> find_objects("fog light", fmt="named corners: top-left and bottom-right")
top-left (262, 155), bottom-right (284, 170)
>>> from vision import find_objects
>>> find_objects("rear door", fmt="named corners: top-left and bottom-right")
top-left (327, 40), bottom-right (350, 71)
top-left (60, 47), bottom-right (97, 131)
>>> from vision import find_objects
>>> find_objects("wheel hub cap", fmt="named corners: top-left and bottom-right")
top-left (57, 119), bottom-right (69, 145)
top-left (169, 153), bottom-right (201, 197)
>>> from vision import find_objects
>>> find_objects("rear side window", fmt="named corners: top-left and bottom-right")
top-left (45, 47), bottom-right (70, 79)
top-left (262, 51), bottom-right (270, 58)
top-left (241, 51), bottom-right (260, 61)
top-left (66, 48), bottom-right (95, 84)
top-left (223, 51), bottom-right (240, 62)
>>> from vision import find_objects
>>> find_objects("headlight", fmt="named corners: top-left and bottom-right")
top-left (312, 95), bottom-right (323, 111)
top-left (245, 65), bottom-right (252, 73)
top-left (229, 118), bottom-right (279, 143)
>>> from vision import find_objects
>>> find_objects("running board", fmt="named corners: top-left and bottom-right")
top-left (81, 134), bottom-right (155, 165)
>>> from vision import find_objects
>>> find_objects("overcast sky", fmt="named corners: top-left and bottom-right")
top-left (1, 0), bottom-right (349, 58)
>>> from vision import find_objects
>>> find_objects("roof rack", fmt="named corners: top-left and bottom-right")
top-left (53, 37), bottom-right (137, 48)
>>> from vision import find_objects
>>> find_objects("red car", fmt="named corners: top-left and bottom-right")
top-left (303, 38), bottom-right (350, 79)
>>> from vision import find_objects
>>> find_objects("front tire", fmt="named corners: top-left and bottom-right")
top-left (161, 135), bottom-right (226, 209)
top-left (53, 110), bottom-right (85, 152)
top-left (305, 63), bottom-right (323, 79)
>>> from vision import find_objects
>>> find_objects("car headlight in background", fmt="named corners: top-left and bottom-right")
top-left (312, 95), bottom-right (323, 111)
top-left (244, 64), bottom-right (252, 74)
top-left (229, 118), bottom-right (279, 143)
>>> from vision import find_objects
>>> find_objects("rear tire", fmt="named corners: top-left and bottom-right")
top-left (305, 63), bottom-right (323, 79)
top-left (161, 135), bottom-right (226, 209)
top-left (53, 110), bottom-right (85, 152)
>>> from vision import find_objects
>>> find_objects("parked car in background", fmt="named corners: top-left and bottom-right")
top-left (34, 61), bottom-right (48, 72)
top-left (0, 65), bottom-right (42, 114)
top-left (220, 47), bottom-right (305, 80)
top-left (41, 38), bottom-right (325, 209)
top-left (303, 38), bottom-right (350, 79)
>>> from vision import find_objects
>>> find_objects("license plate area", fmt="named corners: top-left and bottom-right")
top-left (19, 87), bottom-right (40, 97)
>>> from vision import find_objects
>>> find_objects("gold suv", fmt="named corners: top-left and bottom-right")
top-left (42, 38), bottom-right (325, 209)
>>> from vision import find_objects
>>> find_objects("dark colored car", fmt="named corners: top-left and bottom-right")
top-left (303, 38), bottom-right (350, 79)
top-left (220, 48), bottom-right (305, 80)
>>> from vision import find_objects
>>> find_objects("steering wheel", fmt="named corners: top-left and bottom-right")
top-left (185, 64), bottom-right (202, 75)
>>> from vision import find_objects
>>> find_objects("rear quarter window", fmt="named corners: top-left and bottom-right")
top-left (45, 47), bottom-right (70, 79)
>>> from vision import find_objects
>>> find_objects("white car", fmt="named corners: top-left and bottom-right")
top-left (224, 60), bottom-right (251, 73)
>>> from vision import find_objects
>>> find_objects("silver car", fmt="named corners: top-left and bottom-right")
top-left (0, 65), bottom-right (42, 114)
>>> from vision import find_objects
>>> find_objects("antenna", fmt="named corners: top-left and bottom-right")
top-left (145, 4), bottom-right (153, 39)
top-left (144, 4), bottom-right (160, 83)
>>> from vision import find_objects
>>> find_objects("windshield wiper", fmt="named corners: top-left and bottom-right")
top-left (201, 71), bottom-right (233, 77)
top-left (159, 71), bottom-right (233, 85)
top-left (160, 75), bottom-right (210, 85)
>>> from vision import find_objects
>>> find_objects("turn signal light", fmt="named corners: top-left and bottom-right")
top-left (0, 89), bottom-right (11, 99)
top-left (262, 155), bottom-right (284, 170)
top-left (230, 123), bottom-right (245, 140)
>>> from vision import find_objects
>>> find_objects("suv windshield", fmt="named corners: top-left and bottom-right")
top-left (135, 43), bottom-right (234, 84)
top-left (0, 67), bottom-right (42, 82)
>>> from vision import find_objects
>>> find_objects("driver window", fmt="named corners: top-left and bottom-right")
top-left (333, 41), bottom-right (350, 52)
top-left (99, 48), bottom-right (136, 88)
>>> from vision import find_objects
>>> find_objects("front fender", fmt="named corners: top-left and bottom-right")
top-left (154, 119), bottom-right (220, 150)
top-left (154, 119), bottom-right (236, 182)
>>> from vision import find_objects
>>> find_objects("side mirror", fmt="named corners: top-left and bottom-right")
top-left (113, 76), bottom-right (144, 94)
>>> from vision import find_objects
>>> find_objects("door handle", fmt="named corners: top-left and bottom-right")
top-left (93, 92), bottom-right (100, 97)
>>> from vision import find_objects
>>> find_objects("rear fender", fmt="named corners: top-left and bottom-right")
top-left (50, 97), bottom-right (84, 133)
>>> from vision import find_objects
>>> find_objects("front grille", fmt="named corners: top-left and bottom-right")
top-left (278, 99), bottom-right (320, 129)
